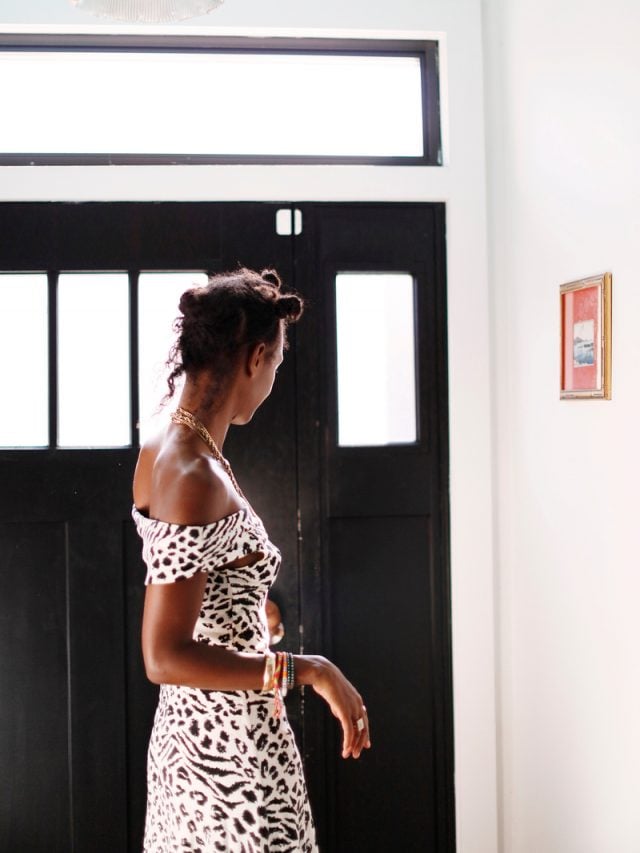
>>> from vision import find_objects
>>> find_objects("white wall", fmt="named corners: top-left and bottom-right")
top-left (0, 3), bottom-right (499, 851)
top-left (483, 0), bottom-right (640, 850)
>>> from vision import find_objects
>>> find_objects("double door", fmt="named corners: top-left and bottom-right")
top-left (0, 201), bottom-right (453, 852)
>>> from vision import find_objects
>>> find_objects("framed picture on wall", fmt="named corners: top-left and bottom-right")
top-left (560, 272), bottom-right (612, 399)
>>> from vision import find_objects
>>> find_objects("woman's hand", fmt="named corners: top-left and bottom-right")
top-left (297, 655), bottom-right (371, 759)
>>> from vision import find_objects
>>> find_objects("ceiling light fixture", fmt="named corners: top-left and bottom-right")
top-left (70, 0), bottom-right (224, 24)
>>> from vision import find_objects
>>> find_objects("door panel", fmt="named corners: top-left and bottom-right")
top-left (0, 202), bottom-right (224, 271)
top-left (0, 522), bottom-right (70, 853)
top-left (0, 452), bottom-right (140, 852)
top-left (329, 449), bottom-right (433, 517)
top-left (329, 515), bottom-right (437, 847)
top-left (0, 201), bottom-right (453, 852)
top-left (68, 520), bottom-right (128, 852)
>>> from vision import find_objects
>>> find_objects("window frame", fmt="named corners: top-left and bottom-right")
top-left (0, 33), bottom-right (441, 166)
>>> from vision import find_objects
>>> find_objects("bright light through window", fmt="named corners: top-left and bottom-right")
top-left (0, 275), bottom-right (49, 447)
top-left (138, 272), bottom-right (207, 443)
top-left (57, 273), bottom-right (130, 447)
top-left (336, 273), bottom-right (417, 447)
top-left (0, 51), bottom-right (424, 158)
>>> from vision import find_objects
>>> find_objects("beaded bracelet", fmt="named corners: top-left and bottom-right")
top-left (286, 652), bottom-right (295, 691)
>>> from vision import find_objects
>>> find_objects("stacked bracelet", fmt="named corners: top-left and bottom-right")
top-left (262, 651), bottom-right (296, 718)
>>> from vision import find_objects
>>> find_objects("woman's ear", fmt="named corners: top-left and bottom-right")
top-left (246, 341), bottom-right (267, 376)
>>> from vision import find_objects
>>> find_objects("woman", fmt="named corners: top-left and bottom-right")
top-left (132, 267), bottom-right (370, 852)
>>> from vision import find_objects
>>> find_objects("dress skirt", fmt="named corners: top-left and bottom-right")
top-left (143, 684), bottom-right (317, 853)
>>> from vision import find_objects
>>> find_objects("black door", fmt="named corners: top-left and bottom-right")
top-left (0, 202), bottom-right (453, 852)
top-left (294, 204), bottom-right (453, 852)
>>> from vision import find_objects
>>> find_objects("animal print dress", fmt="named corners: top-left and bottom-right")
top-left (132, 505), bottom-right (318, 853)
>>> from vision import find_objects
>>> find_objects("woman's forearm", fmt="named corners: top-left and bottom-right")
top-left (144, 640), bottom-right (327, 692)
top-left (144, 640), bottom-right (267, 690)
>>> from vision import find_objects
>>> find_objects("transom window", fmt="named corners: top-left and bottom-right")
top-left (0, 36), bottom-right (441, 166)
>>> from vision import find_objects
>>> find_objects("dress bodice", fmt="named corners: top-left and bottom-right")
top-left (132, 505), bottom-right (281, 654)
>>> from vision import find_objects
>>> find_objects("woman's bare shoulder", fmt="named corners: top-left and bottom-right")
top-left (132, 433), bottom-right (162, 509)
top-left (133, 429), bottom-right (240, 525)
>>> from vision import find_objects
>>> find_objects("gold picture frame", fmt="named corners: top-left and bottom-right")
top-left (560, 272), bottom-right (612, 399)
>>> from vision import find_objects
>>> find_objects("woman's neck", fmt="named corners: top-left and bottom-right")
top-left (177, 378), bottom-right (232, 451)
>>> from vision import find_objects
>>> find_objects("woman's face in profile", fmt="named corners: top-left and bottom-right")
top-left (235, 324), bottom-right (285, 424)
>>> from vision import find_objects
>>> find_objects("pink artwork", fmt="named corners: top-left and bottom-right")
top-left (560, 273), bottom-right (611, 399)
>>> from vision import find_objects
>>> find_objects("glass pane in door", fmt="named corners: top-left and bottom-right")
top-left (335, 272), bottom-right (417, 446)
top-left (0, 274), bottom-right (48, 447)
top-left (57, 273), bottom-right (130, 447)
top-left (138, 272), bottom-right (207, 443)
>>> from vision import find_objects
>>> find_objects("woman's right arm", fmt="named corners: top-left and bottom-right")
top-left (142, 576), bottom-right (370, 758)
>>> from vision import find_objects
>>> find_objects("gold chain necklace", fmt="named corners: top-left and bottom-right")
top-left (170, 406), bottom-right (245, 500)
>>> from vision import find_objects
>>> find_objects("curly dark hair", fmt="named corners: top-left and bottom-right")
top-left (164, 267), bottom-right (303, 406)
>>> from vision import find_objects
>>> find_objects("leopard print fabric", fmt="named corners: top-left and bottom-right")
top-left (132, 505), bottom-right (318, 853)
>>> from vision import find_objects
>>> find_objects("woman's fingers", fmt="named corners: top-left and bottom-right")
top-left (307, 657), bottom-right (370, 759)
top-left (339, 708), bottom-right (356, 758)
top-left (350, 705), bottom-right (371, 758)
top-left (340, 715), bottom-right (353, 758)
top-left (338, 708), bottom-right (360, 758)
top-left (339, 704), bottom-right (371, 759)
top-left (361, 704), bottom-right (371, 749)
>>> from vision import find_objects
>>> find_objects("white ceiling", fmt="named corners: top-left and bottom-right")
top-left (0, 0), bottom-right (429, 30)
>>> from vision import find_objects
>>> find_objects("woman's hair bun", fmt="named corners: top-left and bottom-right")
top-left (275, 293), bottom-right (303, 321)
top-left (178, 288), bottom-right (200, 316)
top-left (260, 269), bottom-right (282, 290)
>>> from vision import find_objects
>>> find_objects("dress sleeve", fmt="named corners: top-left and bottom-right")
top-left (133, 509), bottom-right (249, 585)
